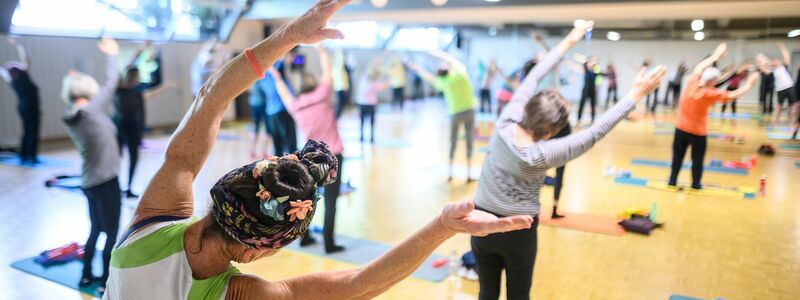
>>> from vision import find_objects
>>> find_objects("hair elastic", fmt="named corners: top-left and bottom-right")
top-left (244, 48), bottom-right (264, 79)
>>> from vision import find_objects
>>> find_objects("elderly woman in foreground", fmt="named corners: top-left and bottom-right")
top-left (102, 1), bottom-right (533, 299)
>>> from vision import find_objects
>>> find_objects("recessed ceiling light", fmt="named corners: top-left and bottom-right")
top-left (607, 31), bottom-right (620, 41)
top-left (694, 31), bottom-right (705, 41)
top-left (788, 29), bottom-right (800, 38)
top-left (371, 0), bottom-right (388, 8)
top-left (431, 0), bottom-right (447, 6)
top-left (691, 19), bottom-right (704, 31)
top-left (485, 0), bottom-right (501, 2)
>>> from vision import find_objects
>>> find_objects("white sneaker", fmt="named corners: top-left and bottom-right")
top-left (466, 269), bottom-right (479, 281)
top-left (457, 267), bottom-right (468, 278)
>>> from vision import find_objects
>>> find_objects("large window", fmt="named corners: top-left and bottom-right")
top-left (387, 27), bottom-right (455, 51)
top-left (9, 0), bottom-right (247, 42)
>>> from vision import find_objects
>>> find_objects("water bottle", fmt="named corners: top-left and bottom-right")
top-left (759, 175), bottom-right (767, 197)
top-left (448, 250), bottom-right (460, 280)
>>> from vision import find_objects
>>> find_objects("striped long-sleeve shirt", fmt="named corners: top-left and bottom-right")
top-left (474, 48), bottom-right (636, 217)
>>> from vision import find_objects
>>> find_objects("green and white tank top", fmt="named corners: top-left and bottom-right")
top-left (103, 219), bottom-right (240, 300)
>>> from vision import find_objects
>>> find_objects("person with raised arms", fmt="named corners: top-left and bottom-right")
top-left (103, 2), bottom-right (533, 299)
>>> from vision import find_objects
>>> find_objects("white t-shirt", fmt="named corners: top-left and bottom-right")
top-left (774, 65), bottom-right (794, 91)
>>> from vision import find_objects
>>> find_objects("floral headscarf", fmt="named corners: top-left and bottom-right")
top-left (210, 140), bottom-right (338, 249)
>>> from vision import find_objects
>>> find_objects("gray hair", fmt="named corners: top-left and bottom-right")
top-left (520, 89), bottom-right (571, 140)
top-left (61, 72), bottom-right (100, 104)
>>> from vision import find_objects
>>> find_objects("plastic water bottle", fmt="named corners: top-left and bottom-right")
top-left (759, 175), bottom-right (767, 196)
top-left (448, 250), bottom-right (460, 280)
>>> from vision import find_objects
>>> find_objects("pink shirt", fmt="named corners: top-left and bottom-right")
top-left (286, 83), bottom-right (344, 154)
top-left (356, 78), bottom-right (385, 105)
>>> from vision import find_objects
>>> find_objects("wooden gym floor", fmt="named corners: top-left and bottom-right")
top-left (0, 98), bottom-right (798, 300)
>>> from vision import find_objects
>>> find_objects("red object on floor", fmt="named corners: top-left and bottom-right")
top-left (431, 257), bottom-right (448, 268)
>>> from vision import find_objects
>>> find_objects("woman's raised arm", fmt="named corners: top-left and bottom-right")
top-left (131, 0), bottom-right (350, 225)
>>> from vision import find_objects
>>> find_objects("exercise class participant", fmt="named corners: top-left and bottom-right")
top-left (270, 45), bottom-right (346, 253)
top-left (760, 43), bottom-right (796, 127)
top-left (355, 57), bottom-right (389, 143)
top-left (759, 65), bottom-right (776, 115)
top-left (333, 48), bottom-right (351, 119)
top-left (717, 65), bottom-right (748, 114)
top-left (266, 60), bottom-right (300, 155)
top-left (61, 38), bottom-right (122, 294)
top-left (577, 55), bottom-right (600, 123)
top-left (472, 21), bottom-right (666, 300)
top-left (1, 37), bottom-right (40, 164)
top-left (605, 63), bottom-right (618, 109)
top-left (388, 56), bottom-right (407, 111)
top-left (668, 43), bottom-right (758, 189)
top-left (664, 61), bottom-right (688, 109)
top-left (247, 68), bottom-right (273, 159)
top-left (103, 3), bottom-right (532, 299)
top-left (479, 60), bottom-right (499, 113)
top-left (408, 50), bottom-right (479, 182)
top-left (113, 45), bottom-right (165, 198)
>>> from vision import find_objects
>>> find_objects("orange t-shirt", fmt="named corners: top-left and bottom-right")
top-left (674, 74), bottom-right (730, 136)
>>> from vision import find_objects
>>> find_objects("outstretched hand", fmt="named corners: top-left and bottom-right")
top-left (440, 201), bottom-right (534, 237)
top-left (282, 0), bottom-right (351, 45)
top-left (629, 65), bottom-right (667, 103)
top-left (566, 20), bottom-right (594, 43)
top-left (97, 38), bottom-right (119, 56)
top-left (712, 43), bottom-right (728, 59)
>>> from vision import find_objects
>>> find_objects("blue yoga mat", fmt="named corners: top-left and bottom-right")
top-left (11, 252), bottom-right (104, 298)
top-left (707, 112), bottom-right (757, 120)
top-left (630, 158), bottom-right (748, 175)
top-left (286, 233), bottom-right (448, 282)
top-left (768, 133), bottom-right (795, 140)
top-left (0, 154), bottom-right (72, 170)
top-left (780, 144), bottom-right (800, 151)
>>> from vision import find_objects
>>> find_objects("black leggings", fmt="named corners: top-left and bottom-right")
top-left (760, 85), bottom-right (774, 114)
top-left (647, 88), bottom-right (660, 113)
top-left (668, 129), bottom-right (707, 189)
top-left (552, 124), bottom-right (572, 200)
top-left (267, 110), bottom-right (298, 155)
top-left (605, 85), bottom-right (618, 108)
top-left (577, 86), bottom-right (596, 122)
top-left (323, 154), bottom-right (344, 251)
top-left (392, 87), bottom-right (404, 111)
top-left (336, 90), bottom-right (350, 119)
top-left (721, 86), bottom-right (738, 113)
top-left (664, 83), bottom-right (681, 109)
top-left (18, 108), bottom-right (40, 161)
top-left (480, 89), bottom-right (492, 113)
top-left (116, 119), bottom-right (143, 190)
top-left (81, 177), bottom-right (121, 284)
top-left (359, 105), bottom-right (376, 142)
top-left (472, 210), bottom-right (539, 300)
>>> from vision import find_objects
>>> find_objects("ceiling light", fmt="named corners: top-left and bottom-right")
top-left (694, 31), bottom-right (705, 41)
top-left (484, 0), bottom-right (501, 2)
top-left (431, 0), bottom-right (447, 6)
top-left (789, 29), bottom-right (800, 38)
top-left (607, 31), bottom-right (620, 41)
top-left (370, 0), bottom-right (388, 8)
top-left (691, 19), bottom-right (704, 31)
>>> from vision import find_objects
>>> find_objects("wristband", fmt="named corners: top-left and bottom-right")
top-left (244, 48), bottom-right (264, 79)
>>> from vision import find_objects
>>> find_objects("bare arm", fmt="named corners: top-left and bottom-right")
top-left (87, 39), bottom-right (121, 110)
top-left (268, 67), bottom-right (297, 110)
top-left (428, 49), bottom-right (466, 74)
top-left (532, 32), bottom-right (551, 52)
top-left (726, 73), bottom-right (759, 100)
top-left (226, 201), bottom-right (533, 300)
top-left (131, 0), bottom-right (347, 225)
top-left (406, 62), bottom-right (437, 85)
top-left (317, 46), bottom-right (332, 87)
top-left (778, 42), bottom-right (791, 65)
top-left (7, 37), bottom-right (31, 70)
top-left (692, 43), bottom-right (727, 76)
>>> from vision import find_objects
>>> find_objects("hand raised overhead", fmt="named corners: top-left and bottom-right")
top-left (282, 0), bottom-right (352, 45)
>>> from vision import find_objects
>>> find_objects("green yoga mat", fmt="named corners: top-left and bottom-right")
top-left (11, 252), bottom-right (104, 298)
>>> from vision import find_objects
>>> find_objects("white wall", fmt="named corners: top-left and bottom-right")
top-left (466, 36), bottom-right (800, 103)
top-left (0, 20), bottom-right (265, 148)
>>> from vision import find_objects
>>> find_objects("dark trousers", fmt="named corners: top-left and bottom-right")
top-left (721, 100), bottom-right (737, 114)
top-left (647, 88), bottom-right (660, 112)
top-left (323, 154), bottom-right (344, 251)
top-left (605, 85), bottom-right (618, 109)
top-left (359, 105), bottom-right (376, 142)
top-left (336, 90), bottom-right (350, 119)
top-left (18, 108), bottom-right (40, 162)
top-left (668, 129), bottom-right (707, 189)
top-left (577, 87), bottom-right (597, 122)
top-left (250, 103), bottom-right (268, 134)
top-left (472, 210), bottom-right (539, 300)
top-left (480, 89), bottom-right (492, 113)
top-left (392, 87), bottom-right (404, 111)
top-left (552, 124), bottom-right (571, 200)
top-left (267, 110), bottom-right (298, 155)
top-left (760, 85), bottom-right (774, 114)
top-left (664, 83), bottom-right (681, 109)
top-left (450, 109), bottom-right (475, 160)
top-left (81, 177), bottom-right (121, 284)
top-left (116, 119), bottom-right (143, 190)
